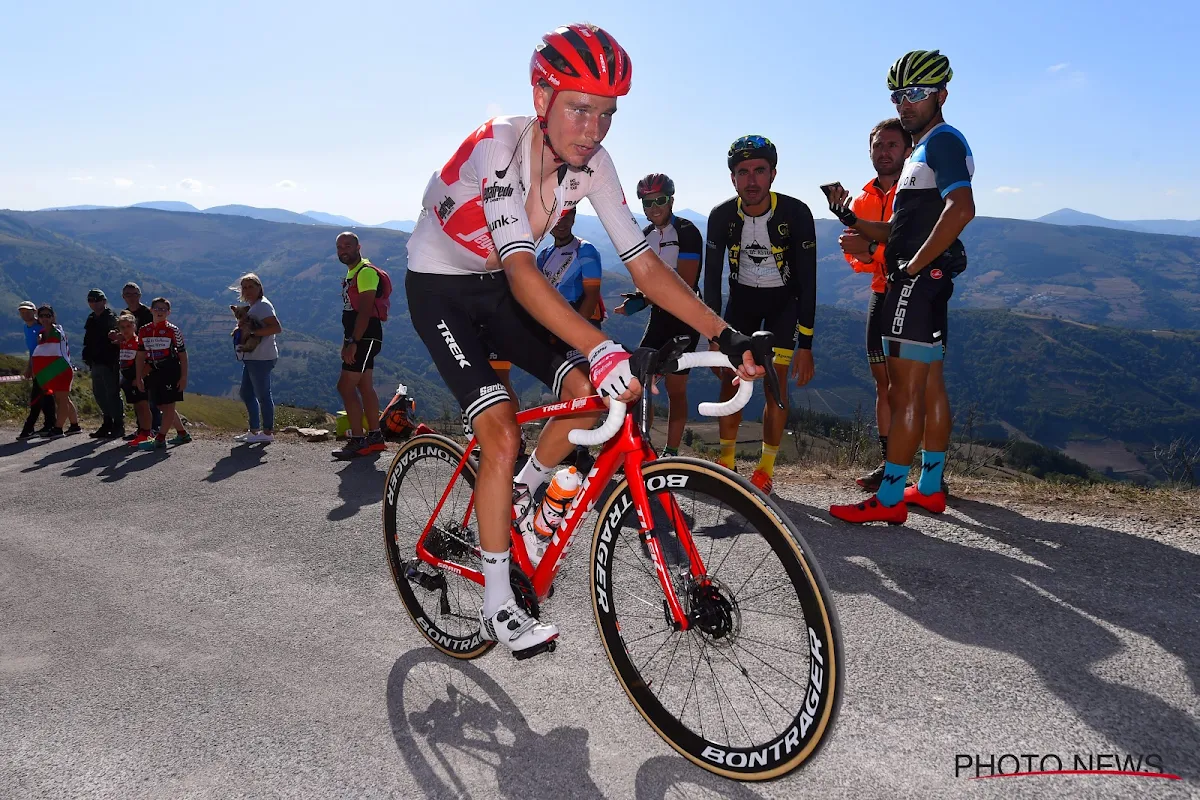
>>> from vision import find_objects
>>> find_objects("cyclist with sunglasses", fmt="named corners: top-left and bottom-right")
top-left (404, 23), bottom-right (766, 657)
top-left (615, 173), bottom-right (704, 457)
top-left (703, 136), bottom-right (817, 495)
top-left (826, 49), bottom-right (975, 524)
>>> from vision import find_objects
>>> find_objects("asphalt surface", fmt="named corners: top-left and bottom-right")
top-left (1, 431), bottom-right (1197, 799)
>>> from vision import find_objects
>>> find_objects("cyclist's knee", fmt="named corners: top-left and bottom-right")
top-left (559, 366), bottom-right (593, 400)
top-left (472, 406), bottom-right (520, 464)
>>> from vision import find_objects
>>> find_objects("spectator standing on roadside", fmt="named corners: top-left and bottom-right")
top-left (231, 273), bottom-right (282, 444)
top-left (838, 119), bottom-right (912, 491)
top-left (333, 232), bottom-right (387, 459)
top-left (134, 297), bottom-right (192, 451)
top-left (83, 289), bottom-right (125, 438)
top-left (30, 305), bottom-right (81, 437)
top-left (112, 282), bottom-right (160, 437)
top-left (16, 301), bottom-right (55, 440)
top-left (115, 312), bottom-right (153, 447)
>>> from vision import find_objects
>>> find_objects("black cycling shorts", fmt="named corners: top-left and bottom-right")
top-left (866, 291), bottom-right (887, 365)
top-left (146, 359), bottom-right (184, 405)
top-left (342, 338), bottom-right (382, 372)
top-left (881, 266), bottom-right (954, 363)
top-left (639, 307), bottom-right (700, 372)
top-left (722, 283), bottom-right (801, 366)
top-left (406, 269), bottom-right (587, 423)
top-left (121, 366), bottom-right (147, 404)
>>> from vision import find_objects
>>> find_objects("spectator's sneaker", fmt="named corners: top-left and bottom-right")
top-left (168, 432), bottom-right (193, 446)
top-left (479, 598), bottom-right (559, 659)
top-left (17, 428), bottom-right (36, 441)
top-left (829, 496), bottom-right (908, 525)
top-left (89, 424), bottom-right (112, 439)
top-left (233, 431), bottom-right (255, 442)
top-left (128, 431), bottom-right (151, 447)
top-left (749, 468), bottom-right (774, 496)
top-left (65, 424), bottom-right (83, 436)
top-left (41, 427), bottom-right (64, 438)
top-left (856, 463), bottom-right (887, 491)
top-left (138, 436), bottom-right (167, 451)
top-left (246, 432), bottom-right (274, 443)
top-left (362, 430), bottom-right (387, 453)
top-left (122, 431), bottom-right (139, 441)
top-left (108, 427), bottom-right (126, 439)
top-left (903, 486), bottom-right (947, 514)
top-left (332, 437), bottom-right (372, 460)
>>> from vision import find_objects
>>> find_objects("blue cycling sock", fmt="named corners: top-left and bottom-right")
top-left (876, 461), bottom-right (909, 507)
top-left (918, 451), bottom-right (946, 495)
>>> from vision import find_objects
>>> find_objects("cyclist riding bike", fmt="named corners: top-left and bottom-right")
top-left (703, 136), bottom-right (817, 495)
top-left (826, 49), bottom-right (975, 524)
top-left (404, 23), bottom-right (766, 658)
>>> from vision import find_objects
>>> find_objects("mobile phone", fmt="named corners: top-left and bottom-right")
top-left (819, 182), bottom-right (843, 200)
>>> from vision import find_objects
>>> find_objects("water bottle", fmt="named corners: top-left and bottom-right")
top-left (533, 467), bottom-right (582, 540)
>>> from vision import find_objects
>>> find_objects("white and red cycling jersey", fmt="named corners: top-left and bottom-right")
top-left (406, 115), bottom-right (648, 276)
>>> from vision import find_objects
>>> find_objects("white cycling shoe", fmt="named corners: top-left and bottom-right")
top-left (480, 598), bottom-right (559, 660)
top-left (517, 514), bottom-right (550, 570)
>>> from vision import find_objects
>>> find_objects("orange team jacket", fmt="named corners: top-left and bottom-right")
top-left (843, 178), bottom-right (897, 294)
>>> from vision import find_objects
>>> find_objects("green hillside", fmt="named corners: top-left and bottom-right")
top-left (4, 208), bottom-right (1197, 479)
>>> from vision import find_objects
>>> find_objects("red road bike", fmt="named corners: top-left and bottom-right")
top-left (384, 344), bottom-right (842, 780)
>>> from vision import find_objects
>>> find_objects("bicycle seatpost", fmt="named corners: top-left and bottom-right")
top-left (750, 331), bottom-right (785, 411)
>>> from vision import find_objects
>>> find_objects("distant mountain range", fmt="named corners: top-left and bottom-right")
top-left (35, 201), bottom-right (416, 232)
top-left (2, 206), bottom-right (1197, 481)
top-left (1036, 208), bottom-right (1200, 238)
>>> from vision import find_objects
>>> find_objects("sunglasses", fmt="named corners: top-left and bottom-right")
top-left (151, 306), bottom-right (170, 313)
top-left (891, 86), bottom-right (940, 105)
top-left (38, 312), bottom-right (53, 318)
top-left (641, 195), bottom-right (671, 208)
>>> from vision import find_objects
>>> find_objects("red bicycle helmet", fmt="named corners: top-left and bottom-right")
top-left (530, 24), bottom-right (632, 97)
top-left (636, 173), bottom-right (675, 199)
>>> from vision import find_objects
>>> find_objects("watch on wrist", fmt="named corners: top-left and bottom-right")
top-left (867, 241), bottom-right (879, 257)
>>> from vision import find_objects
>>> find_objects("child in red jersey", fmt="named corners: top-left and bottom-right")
top-left (134, 298), bottom-right (191, 450)
top-left (116, 312), bottom-right (153, 446)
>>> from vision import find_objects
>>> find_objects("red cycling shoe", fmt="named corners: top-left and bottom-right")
top-left (903, 486), bottom-right (946, 513)
top-left (829, 496), bottom-right (908, 525)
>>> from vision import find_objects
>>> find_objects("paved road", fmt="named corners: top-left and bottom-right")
top-left (1, 432), bottom-right (1197, 799)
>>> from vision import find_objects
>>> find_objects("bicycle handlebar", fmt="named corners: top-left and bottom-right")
top-left (568, 352), bottom-right (754, 447)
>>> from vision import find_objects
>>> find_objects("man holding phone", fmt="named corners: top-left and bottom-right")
top-left (703, 135), bottom-right (817, 495)
top-left (830, 119), bottom-right (913, 491)
top-left (825, 50), bottom-right (974, 524)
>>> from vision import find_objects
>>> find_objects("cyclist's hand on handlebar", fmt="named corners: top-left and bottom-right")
top-left (588, 340), bottom-right (643, 404)
top-left (793, 349), bottom-right (814, 387)
top-left (715, 327), bottom-right (768, 383)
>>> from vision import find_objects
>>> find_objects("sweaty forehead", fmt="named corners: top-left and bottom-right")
top-left (563, 91), bottom-right (617, 113)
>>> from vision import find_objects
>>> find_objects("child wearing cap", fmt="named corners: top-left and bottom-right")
top-left (134, 297), bottom-right (191, 450)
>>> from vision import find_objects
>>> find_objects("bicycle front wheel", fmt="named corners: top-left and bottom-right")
top-left (590, 457), bottom-right (842, 781)
top-left (384, 433), bottom-right (492, 660)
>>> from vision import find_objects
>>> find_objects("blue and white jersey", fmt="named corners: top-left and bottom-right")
top-left (887, 123), bottom-right (973, 267)
top-left (535, 236), bottom-right (602, 305)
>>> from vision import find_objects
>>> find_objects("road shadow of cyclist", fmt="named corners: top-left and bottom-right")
top-left (773, 493), bottom-right (1200, 781)
top-left (329, 457), bottom-right (384, 521)
top-left (204, 444), bottom-right (268, 484)
top-left (386, 648), bottom-right (605, 799)
top-left (634, 755), bottom-right (767, 800)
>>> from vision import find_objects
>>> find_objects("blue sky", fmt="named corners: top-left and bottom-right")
top-left (2, 1), bottom-right (1196, 225)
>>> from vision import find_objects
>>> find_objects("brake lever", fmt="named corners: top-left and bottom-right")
top-left (749, 331), bottom-right (785, 411)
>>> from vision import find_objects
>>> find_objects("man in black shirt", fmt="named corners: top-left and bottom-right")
top-left (83, 289), bottom-right (124, 437)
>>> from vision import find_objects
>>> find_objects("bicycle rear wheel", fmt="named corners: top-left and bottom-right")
top-left (384, 433), bottom-right (493, 659)
top-left (591, 457), bottom-right (842, 780)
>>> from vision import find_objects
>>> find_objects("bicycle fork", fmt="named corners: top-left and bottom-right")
top-left (623, 446), bottom-right (710, 633)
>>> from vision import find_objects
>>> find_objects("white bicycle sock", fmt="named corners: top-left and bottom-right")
top-left (481, 549), bottom-right (514, 617)
top-left (515, 451), bottom-right (554, 495)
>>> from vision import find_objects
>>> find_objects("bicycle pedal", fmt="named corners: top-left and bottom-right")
top-left (512, 636), bottom-right (558, 661)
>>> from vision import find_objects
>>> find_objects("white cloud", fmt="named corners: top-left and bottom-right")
top-left (179, 178), bottom-right (205, 193)
top-left (995, 186), bottom-right (1022, 194)
top-left (1047, 63), bottom-right (1069, 73)
top-left (69, 175), bottom-right (95, 182)
top-left (1165, 189), bottom-right (1182, 197)
top-left (275, 179), bottom-right (298, 190)
top-left (114, 178), bottom-right (134, 188)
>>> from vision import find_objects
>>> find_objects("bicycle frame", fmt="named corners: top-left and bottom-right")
top-left (412, 394), bottom-right (709, 631)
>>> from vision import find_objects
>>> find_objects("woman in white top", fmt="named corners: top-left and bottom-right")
top-left (231, 273), bottom-right (282, 443)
